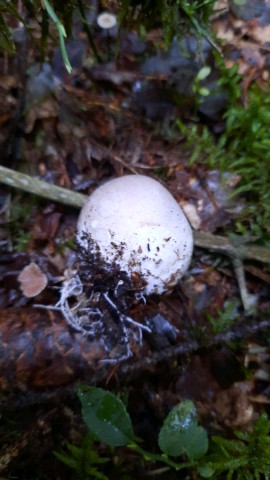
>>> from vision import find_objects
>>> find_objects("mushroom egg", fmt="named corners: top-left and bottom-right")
top-left (77, 175), bottom-right (193, 295)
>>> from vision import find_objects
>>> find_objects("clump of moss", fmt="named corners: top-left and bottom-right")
top-left (200, 413), bottom-right (270, 480)
top-left (178, 79), bottom-right (270, 242)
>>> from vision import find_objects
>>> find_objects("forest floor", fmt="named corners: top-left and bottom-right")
top-left (0, 1), bottom-right (270, 479)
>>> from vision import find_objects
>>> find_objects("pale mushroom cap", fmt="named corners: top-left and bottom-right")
top-left (97, 12), bottom-right (117, 29)
top-left (77, 175), bottom-right (193, 295)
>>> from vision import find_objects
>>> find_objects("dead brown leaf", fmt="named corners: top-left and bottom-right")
top-left (18, 262), bottom-right (48, 297)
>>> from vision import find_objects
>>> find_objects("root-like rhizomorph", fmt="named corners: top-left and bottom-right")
top-left (57, 234), bottom-right (151, 363)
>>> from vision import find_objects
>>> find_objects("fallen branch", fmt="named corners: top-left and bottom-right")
top-left (193, 230), bottom-right (270, 264)
top-left (0, 165), bottom-right (85, 208)
top-left (1, 165), bottom-right (269, 264)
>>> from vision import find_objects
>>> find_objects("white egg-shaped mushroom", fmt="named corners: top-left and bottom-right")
top-left (77, 175), bottom-right (193, 295)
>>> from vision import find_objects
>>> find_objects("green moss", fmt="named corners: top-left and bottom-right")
top-left (178, 76), bottom-right (270, 241)
top-left (200, 413), bottom-right (270, 480)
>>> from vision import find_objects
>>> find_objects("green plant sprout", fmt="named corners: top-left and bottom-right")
top-left (119, 0), bottom-right (218, 50)
top-left (206, 298), bottom-right (240, 334)
top-left (193, 66), bottom-right (211, 98)
top-left (42, 0), bottom-right (72, 73)
top-left (56, 387), bottom-right (205, 476)
top-left (0, 0), bottom-right (221, 72)
top-left (199, 413), bottom-right (270, 480)
top-left (55, 386), bottom-right (208, 476)
top-left (78, 386), bottom-right (208, 467)
top-left (55, 386), bottom-right (270, 480)
top-left (0, 0), bottom-right (23, 53)
top-left (0, 0), bottom-right (101, 67)
top-left (0, 0), bottom-right (73, 71)
top-left (54, 433), bottom-right (109, 480)
top-left (4, 197), bottom-right (34, 252)
top-left (192, 66), bottom-right (212, 112)
top-left (78, 386), bottom-right (208, 471)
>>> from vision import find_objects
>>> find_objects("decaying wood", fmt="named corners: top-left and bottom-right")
top-left (1, 165), bottom-right (269, 264)
top-left (0, 307), bottom-right (269, 407)
top-left (0, 308), bottom-right (104, 392)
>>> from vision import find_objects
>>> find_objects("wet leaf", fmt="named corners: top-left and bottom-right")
top-left (158, 400), bottom-right (208, 459)
top-left (78, 386), bottom-right (134, 447)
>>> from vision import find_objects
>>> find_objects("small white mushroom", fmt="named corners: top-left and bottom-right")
top-left (96, 12), bottom-right (117, 30)
top-left (77, 175), bottom-right (193, 295)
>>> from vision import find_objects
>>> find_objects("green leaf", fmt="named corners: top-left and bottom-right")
top-left (197, 463), bottom-right (215, 478)
top-left (199, 87), bottom-right (210, 96)
top-left (78, 386), bottom-right (134, 447)
top-left (42, 0), bottom-right (72, 73)
top-left (185, 426), bottom-right (209, 460)
top-left (196, 66), bottom-right (211, 82)
top-left (55, 434), bottom-right (110, 480)
top-left (54, 449), bottom-right (80, 469)
top-left (158, 400), bottom-right (208, 460)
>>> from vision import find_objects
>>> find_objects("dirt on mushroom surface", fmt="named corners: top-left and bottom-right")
top-left (0, 1), bottom-right (270, 479)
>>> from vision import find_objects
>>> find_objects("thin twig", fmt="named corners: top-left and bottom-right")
top-left (76, 0), bottom-right (102, 63)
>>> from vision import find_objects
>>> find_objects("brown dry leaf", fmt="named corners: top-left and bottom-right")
top-left (32, 210), bottom-right (61, 241)
top-left (245, 264), bottom-right (270, 283)
top-left (25, 97), bottom-right (60, 133)
top-left (171, 169), bottom-right (239, 232)
top-left (213, 17), bottom-right (235, 43)
top-left (18, 262), bottom-right (48, 297)
top-left (88, 64), bottom-right (140, 86)
top-left (214, 381), bottom-right (254, 427)
top-left (175, 355), bottom-right (221, 403)
top-left (0, 74), bottom-right (19, 90)
top-left (241, 45), bottom-right (265, 68)
top-left (251, 24), bottom-right (270, 44)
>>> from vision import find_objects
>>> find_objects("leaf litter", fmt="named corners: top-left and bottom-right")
top-left (0, 2), bottom-right (270, 478)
